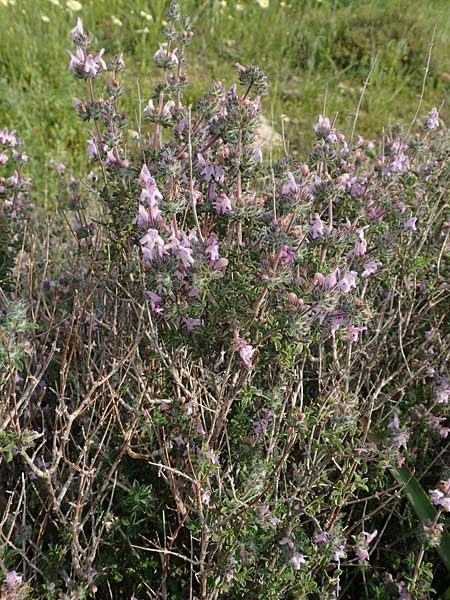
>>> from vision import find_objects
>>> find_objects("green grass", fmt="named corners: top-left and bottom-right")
top-left (0, 0), bottom-right (449, 192)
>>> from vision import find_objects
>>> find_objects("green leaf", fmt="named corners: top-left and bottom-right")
top-left (390, 463), bottom-right (450, 573)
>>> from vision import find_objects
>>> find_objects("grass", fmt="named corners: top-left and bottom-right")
top-left (0, 0), bottom-right (449, 191)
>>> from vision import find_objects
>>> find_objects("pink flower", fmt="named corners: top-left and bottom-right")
top-left (429, 479), bottom-right (450, 511)
top-left (314, 114), bottom-right (332, 138)
top-left (404, 217), bottom-right (417, 231)
top-left (86, 139), bottom-right (98, 159)
top-left (234, 338), bottom-right (256, 369)
top-left (140, 229), bottom-right (167, 261)
top-left (355, 548), bottom-right (369, 561)
top-left (436, 377), bottom-right (450, 404)
top-left (279, 537), bottom-right (295, 550)
top-left (134, 204), bottom-right (151, 229)
top-left (289, 552), bottom-right (306, 570)
top-left (139, 164), bottom-right (152, 186)
top-left (213, 193), bottom-right (232, 214)
top-left (201, 490), bottom-right (211, 506)
top-left (355, 530), bottom-right (377, 562)
top-left (252, 142), bottom-right (265, 163)
top-left (310, 213), bottom-right (324, 239)
top-left (71, 17), bottom-right (84, 40)
top-left (145, 291), bottom-right (164, 314)
top-left (349, 227), bottom-right (368, 257)
top-left (206, 449), bottom-right (220, 464)
top-left (183, 317), bottom-right (202, 331)
top-left (338, 271), bottom-right (357, 293)
top-left (214, 257), bottom-right (229, 270)
top-left (282, 171), bottom-right (298, 195)
top-left (361, 260), bottom-right (382, 278)
top-left (393, 432), bottom-right (409, 449)
top-left (205, 233), bottom-right (220, 263)
top-left (387, 415), bottom-right (400, 430)
top-left (140, 188), bottom-right (162, 223)
top-left (424, 107), bottom-right (439, 130)
top-left (239, 344), bottom-right (255, 369)
top-left (5, 571), bottom-right (23, 589)
top-left (347, 325), bottom-right (367, 342)
top-left (196, 421), bottom-right (206, 435)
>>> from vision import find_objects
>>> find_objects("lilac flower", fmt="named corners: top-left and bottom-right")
top-left (169, 232), bottom-right (195, 268)
top-left (67, 47), bottom-right (107, 77)
top-left (324, 268), bottom-right (340, 289)
top-left (338, 271), bottom-right (357, 293)
top-left (387, 415), bottom-right (400, 430)
top-left (201, 490), bottom-right (211, 506)
top-left (397, 581), bottom-right (412, 600)
top-left (429, 479), bottom-right (450, 511)
top-left (279, 537), bottom-right (295, 550)
top-left (389, 151), bottom-right (410, 173)
top-left (279, 245), bottom-right (296, 263)
top-left (253, 418), bottom-right (269, 435)
top-left (282, 171), bottom-right (298, 195)
top-left (348, 227), bottom-right (368, 257)
top-left (404, 217), bottom-right (417, 231)
top-left (153, 44), bottom-right (178, 67)
top-left (153, 43), bottom-right (166, 64)
top-left (289, 552), bottom-right (306, 570)
top-left (0, 127), bottom-right (17, 146)
top-left (0, 151), bottom-right (8, 164)
top-left (140, 229), bottom-right (167, 261)
top-left (252, 142), bottom-right (265, 163)
top-left (197, 153), bottom-right (216, 182)
top-left (140, 188), bottom-right (162, 223)
top-left (393, 432), bottom-right (409, 449)
top-left (145, 291), bottom-right (164, 314)
top-left (134, 204), bottom-right (151, 229)
top-left (206, 448), bottom-right (220, 464)
top-left (144, 99), bottom-right (156, 115)
top-left (330, 310), bottom-right (346, 333)
top-left (174, 434), bottom-right (186, 447)
top-left (139, 164), bottom-right (152, 186)
top-left (183, 317), bottom-right (202, 331)
top-left (71, 17), bottom-right (84, 40)
top-left (105, 149), bottom-right (117, 166)
top-left (214, 257), bottom-right (229, 270)
top-left (257, 504), bottom-right (271, 518)
top-left (314, 114), bottom-right (332, 138)
top-left (361, 260), bottom-right (382, 278)
top-left (233, 338), bottom-right (256, 369)
top-left (205, 233), bottom-right (220, 263)
top-left (355, 530), bottom-right (378, 562)
top-left (213, 193), bottom-right (232, 214)
top-left (310, 213), bottom-right (324, 239)
top-left (436, 377), bottom-right (450, 404)
top-left (5, 571), bottom-right (23, 589)
top-left (196, 421), bottom-right (206, 435)
top-left (424, 107), bottom-right (439, 130)
top-left (161, 100), bottom-right (175, 119)
top-left (355, 547), bottom-right (369, 561)
top-left (87, 140), bottom-right (98, 160)
top-left (347, 325), bottom-right (367, 342)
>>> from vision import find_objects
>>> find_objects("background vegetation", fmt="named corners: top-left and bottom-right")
top-left (1, 0), bottom-right (449, 187)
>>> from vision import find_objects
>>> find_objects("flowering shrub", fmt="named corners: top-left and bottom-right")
top-left (0, 2), bottom-right (449, 598)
